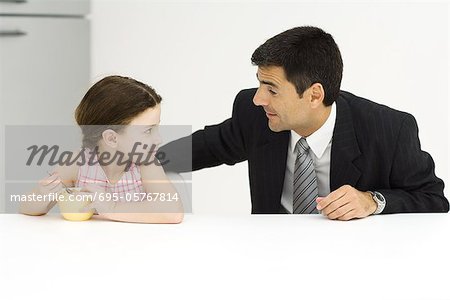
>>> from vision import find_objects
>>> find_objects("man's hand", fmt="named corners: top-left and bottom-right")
top-left (316, 185), bottom-right (377, 221)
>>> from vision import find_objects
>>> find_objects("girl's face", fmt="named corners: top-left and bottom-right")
top-left (116, 105), bottom-right (162, 160)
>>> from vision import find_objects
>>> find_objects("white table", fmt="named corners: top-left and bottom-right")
top-left (1, 213), bottom-right (449, 300)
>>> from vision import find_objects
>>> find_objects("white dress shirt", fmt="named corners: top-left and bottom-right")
top-left (280, 102), bottom-right (336, 213)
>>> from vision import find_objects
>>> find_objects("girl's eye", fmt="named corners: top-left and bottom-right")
top-left (145, 128), bottom-right (153, 134)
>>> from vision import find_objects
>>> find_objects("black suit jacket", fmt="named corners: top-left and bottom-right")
top-left (160, 88), bottom-right (448, 214)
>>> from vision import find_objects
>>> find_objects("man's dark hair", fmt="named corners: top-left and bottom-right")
top-left (251, 26), bottom-right (343, 106)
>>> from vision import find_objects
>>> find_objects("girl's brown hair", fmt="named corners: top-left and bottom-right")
top-left (75, 75), bottom-right (162, 148)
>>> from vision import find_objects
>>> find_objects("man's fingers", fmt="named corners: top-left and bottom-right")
top-left (337, 209), bottom-right (357, 221)
top-left (327, 202), bottom-right (354, 220)
top-left (317, 185), bottom-right (374, 221)
top-left (320, 194), bottom-right (351, 216)
top-left (317, 185), bottom-right (349, 210)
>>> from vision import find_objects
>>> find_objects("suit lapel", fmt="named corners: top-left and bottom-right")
top-left (255, 130), bottom-right (289, 212)
top-left (330, 96), bottom-right (362, 191)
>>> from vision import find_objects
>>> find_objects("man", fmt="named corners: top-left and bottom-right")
top-left (160, 26), bottom-right (448, 220)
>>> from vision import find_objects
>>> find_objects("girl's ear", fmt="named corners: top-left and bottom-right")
top-left (102, 129), bottom-right (118, 148)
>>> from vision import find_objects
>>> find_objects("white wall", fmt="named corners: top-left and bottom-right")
top-left (91, 0), bottom-right (449, 214)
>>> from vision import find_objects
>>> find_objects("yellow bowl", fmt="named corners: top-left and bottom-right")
top-left (58, 188), bottom-right (94, 221)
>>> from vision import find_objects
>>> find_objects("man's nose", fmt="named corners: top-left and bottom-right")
top-left (253, 88), bottom-right (268, 106)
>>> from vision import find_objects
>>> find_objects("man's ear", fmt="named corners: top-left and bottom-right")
top-left (309, 83), bottom-right (325, 108)
top-left (102, 129), bottom-right (118, 148)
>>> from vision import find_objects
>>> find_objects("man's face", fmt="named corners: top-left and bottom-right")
top-left (253, 66), bottom-right (312, 133)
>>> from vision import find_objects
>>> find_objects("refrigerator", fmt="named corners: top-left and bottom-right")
top-left (0, 0), bottom-right (90, 211)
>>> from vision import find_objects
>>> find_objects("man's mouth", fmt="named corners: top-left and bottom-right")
top-left (265, 110), bottom-right (277, 118)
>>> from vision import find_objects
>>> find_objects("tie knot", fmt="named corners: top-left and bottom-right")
top-left (295, 138), bottom-right (310, 154)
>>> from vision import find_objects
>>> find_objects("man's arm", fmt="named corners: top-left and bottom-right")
top-left (318, 113), bottom-right (448, 220)
top-left (159, 89), bottom-right (251, 173)
top-left (378, 114), bottom-right (448, 213)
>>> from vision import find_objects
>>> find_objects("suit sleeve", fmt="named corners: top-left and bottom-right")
top-left (159, 90), bottom-right (249, 173)
top-left (378, 114), bottom-right (449, 213)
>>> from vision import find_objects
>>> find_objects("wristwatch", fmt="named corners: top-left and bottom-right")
top-left (368, 191), bottom-right (386, 215)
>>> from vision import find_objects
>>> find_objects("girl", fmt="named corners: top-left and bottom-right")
top-left (19, 76), bottom-right (183, 223)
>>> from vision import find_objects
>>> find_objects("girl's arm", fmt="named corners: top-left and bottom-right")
top-left (19, 163), bottom-right (78, 216)
top-left (92, 162), bottom-right (184, 224)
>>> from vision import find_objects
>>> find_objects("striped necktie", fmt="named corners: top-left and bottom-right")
top-left (293, 138), bottom-right (319, 214)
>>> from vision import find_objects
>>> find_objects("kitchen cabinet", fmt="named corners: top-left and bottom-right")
top-left (0, 0), bottom-right (90, 211)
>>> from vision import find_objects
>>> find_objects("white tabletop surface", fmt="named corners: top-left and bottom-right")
top-left (1, 213), bottom-right (449, 300)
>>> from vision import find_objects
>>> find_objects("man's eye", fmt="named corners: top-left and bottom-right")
top-left (269, 89), bottom-right (277, 95)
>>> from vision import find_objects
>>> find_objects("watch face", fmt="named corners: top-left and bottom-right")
top-left (372, 192), bottom-right (386, 214)
top-left (374, 192), bottom-right (385, 203)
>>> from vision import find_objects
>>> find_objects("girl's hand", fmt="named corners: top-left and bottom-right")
top-left (78, 185), bottom-right (117, 214)
top-left (37, 172), bottom-right (63, 195)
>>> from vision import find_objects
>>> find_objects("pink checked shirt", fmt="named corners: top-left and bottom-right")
top-left (76, 148), bottom-right (145, 200)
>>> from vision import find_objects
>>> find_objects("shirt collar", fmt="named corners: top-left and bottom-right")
top-left (289, 102), bottom-right (336, 159)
